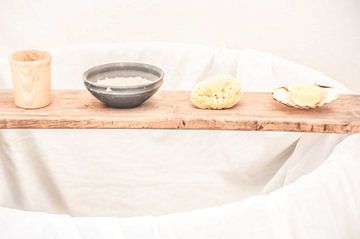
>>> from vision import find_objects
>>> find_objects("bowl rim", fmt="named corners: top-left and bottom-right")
top-left (83, 62), bottom-right (164, 89)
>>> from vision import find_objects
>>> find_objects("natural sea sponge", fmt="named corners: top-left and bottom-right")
top-left (191, 75), bottom-right (243, 109)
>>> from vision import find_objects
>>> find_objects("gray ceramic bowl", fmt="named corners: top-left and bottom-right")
top-left (83, 62), bottom-right (164, 108)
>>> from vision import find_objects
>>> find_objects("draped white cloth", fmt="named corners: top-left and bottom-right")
top-left (0, 43), bottom-right (358, 238)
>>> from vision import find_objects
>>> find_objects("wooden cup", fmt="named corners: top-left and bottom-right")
top-left (9, 50), bottom-right (52, 109)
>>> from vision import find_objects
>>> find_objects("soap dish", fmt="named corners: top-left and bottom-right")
top-left (272, 85), bottom-right (338, 109)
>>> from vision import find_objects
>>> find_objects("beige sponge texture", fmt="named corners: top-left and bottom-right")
top-left (191, 75), bottom-right (243, 109)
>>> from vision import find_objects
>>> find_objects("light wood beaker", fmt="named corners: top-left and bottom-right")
top-left (9, 50), bottom-right (51, 109)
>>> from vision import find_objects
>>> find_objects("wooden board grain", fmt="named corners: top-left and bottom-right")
top-left (0, 90), bottom-right (359, 133)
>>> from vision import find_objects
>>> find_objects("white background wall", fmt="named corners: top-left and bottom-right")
top-left (1, 0), bottom-right (359, 91)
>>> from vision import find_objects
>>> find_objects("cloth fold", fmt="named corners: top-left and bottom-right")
top-left (2, 134), bottom-right (360, 238)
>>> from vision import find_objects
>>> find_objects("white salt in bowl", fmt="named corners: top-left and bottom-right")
top-left (83, 62), bottom-right (164, 108)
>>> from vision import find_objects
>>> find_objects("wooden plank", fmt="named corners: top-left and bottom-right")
top-left (0, 90), bottom-right (359, 133)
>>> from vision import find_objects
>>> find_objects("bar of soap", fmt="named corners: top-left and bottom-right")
top-left (288, 83), bottom-right (325, 107)
top-left (191, 75), bottom-right (243, 109)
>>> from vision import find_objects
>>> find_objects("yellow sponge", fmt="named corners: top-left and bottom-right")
top-left (191, 75), bottom-right (243, 109)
